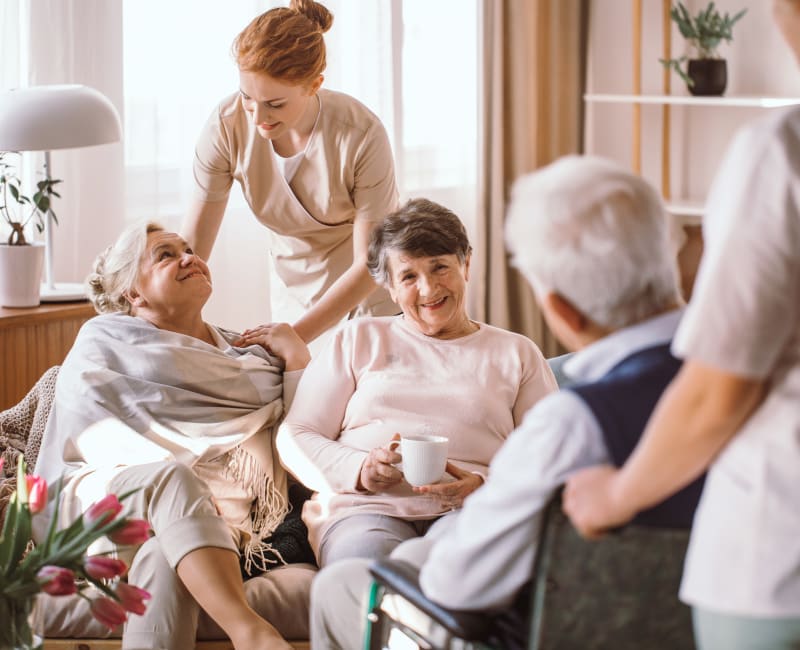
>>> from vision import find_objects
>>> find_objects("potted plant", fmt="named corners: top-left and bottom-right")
top-left (660, 1), bottom-right (747, 96)
top-left (0, 151), bottom-right (61, 308)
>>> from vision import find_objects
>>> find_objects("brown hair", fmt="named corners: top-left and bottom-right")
top-left (233, 0), bottom-right (333, 85)
top-left (367, 199), bottom-right (473, 286)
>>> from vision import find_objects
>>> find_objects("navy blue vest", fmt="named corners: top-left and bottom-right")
top-left (569, 342), bottom-right (705, 529)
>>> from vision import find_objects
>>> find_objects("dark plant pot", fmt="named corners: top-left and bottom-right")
top-left (687, 59), bottom-right (727, 96)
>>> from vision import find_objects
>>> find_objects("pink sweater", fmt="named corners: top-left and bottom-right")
top-left (276, 316), bottom-right (558, 550)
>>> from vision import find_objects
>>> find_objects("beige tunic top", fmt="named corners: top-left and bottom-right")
top-left (193, 88), bottom-right (399, 320)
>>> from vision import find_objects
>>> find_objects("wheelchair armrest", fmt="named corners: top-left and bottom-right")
top-left (368, 558), bottom-right (494, 642)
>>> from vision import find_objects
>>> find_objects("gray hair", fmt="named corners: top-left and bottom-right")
top-left (505, 155), bottom-right (681, 330)
top-left (367, 198), bottom-right (473, 285)
top-left (86, 221), bottom-right (164, 314)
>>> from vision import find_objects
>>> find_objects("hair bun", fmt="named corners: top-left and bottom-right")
top-left (85, 248), bottom-right (115, 314)
top-left (291, 0), bottom-right (333, 32)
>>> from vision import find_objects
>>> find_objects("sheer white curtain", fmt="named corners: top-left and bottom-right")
top-left (0, 1), bottom-right (22, 92)
top-left (122, 0), bottom-right (479, 330)
top-left (0, 0), bottom-right (23, 247)
top-left (0, 0), bottom-right (125, 282)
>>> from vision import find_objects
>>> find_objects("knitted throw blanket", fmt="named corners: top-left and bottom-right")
top-left (0, 365), bottom-right (59, 527)
top-left (240, 483), bottom-right (317, 577)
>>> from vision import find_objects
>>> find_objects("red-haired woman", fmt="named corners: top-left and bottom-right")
top-left (183, 0), bottom-right (399, 347)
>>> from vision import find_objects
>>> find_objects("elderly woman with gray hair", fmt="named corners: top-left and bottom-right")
top-left (276, 198), bottom-right (557, 567)
top-left (34, 221), bottom-right (311, 649)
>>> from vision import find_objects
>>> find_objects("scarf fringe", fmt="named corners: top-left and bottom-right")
top-left (225, 445), bottom-right (289, 575)
top-left (242, 541), bottom-right (288, 576)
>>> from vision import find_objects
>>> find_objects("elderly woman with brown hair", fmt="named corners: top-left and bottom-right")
top-left (34, 221), bottom-right (312, 649)
top-left (277, 198), bottom-right (558, 567)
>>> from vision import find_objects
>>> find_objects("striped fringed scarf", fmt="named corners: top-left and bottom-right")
top-left (226, 444), bottom-right (291, 575)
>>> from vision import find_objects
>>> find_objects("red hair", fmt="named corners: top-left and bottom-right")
top-left (234, 0), bottom-right (333, 85)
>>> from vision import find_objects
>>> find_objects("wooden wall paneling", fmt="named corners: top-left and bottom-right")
top-left (0, 302), bottom-right (95, 410)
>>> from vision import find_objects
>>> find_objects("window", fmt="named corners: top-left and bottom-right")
top-left (123, 0), bottom-right (478, 223)
top-left (122, 0), bottom-right (479, 327)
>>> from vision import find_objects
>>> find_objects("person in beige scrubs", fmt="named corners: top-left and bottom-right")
top-left (183, 0), bottom-right (399, 345)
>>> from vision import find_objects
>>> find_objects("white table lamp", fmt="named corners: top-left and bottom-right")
top-left (0, 84), bottom-right (122, 301)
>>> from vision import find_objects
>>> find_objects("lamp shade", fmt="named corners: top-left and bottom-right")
top-left (0, 84), bottom-right (122, 152)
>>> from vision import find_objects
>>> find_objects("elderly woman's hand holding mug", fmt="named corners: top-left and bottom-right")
top-left (357, 434), bottom-right (404, 493)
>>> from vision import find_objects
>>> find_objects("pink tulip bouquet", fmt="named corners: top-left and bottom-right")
top-left (0, 456), bottom-right (152, 650)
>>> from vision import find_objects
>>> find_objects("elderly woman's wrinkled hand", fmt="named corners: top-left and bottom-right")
top-left (234, 322), bottom-right (311, 371)
top-left (357, 434), bottom-right (404, 493)
top-left (563, 464), bottom-right (633, 539)
top-left (413, 461), bottom-right (484, 510)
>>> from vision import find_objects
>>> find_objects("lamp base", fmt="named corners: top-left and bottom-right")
top-left (40, 282), bottom-right (88, 303)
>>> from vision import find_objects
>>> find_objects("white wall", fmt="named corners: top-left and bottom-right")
top-left (585, 0), bottom-right (800, 205)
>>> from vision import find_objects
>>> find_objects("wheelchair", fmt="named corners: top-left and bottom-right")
top-left (364, 491), bottom-right (695, 650)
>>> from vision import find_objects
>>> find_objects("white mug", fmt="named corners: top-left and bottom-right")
top-left (400, 434), bottom-right (449, 487)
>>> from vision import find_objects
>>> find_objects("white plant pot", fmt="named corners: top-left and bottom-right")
top-left (0, 242), bottom-right (45, 308)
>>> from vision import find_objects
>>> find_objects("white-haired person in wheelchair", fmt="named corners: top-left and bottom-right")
top-left (308, 154), bottom-right (706, 649)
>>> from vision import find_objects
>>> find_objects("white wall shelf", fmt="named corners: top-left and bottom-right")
top-left (585, 93), bottom-right (800, 108)
top-left (665, 200), bottom-right (704, 226)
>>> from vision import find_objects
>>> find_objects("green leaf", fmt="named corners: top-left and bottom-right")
top-left (0, 461), bottom-right (33, 579)
top-left (669, 1), bottom-right (747, 58)
top-left (39, 476), bottom-right (65, 557)
top-left (0, 493), bottom-right (21, 575)
top-left (34, 196), bottom-right (50, 213)
top-left (659, 56), bottom-right (693, 87)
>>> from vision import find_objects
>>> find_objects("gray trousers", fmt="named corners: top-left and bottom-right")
top-left (318, 513), bottom-right (445, 567)
top-left (311, 513), bottom-right (457, 649)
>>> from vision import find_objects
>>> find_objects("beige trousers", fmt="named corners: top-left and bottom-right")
top-left (105, 462), bottom-right (237, 649)
top-left (42, 461), bottom-right (316, 648)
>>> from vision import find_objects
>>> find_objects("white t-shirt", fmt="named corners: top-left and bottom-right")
top-left (272, 94), bottom-right (322, 184)
top-left (675, 106), bottom-right (800, 617)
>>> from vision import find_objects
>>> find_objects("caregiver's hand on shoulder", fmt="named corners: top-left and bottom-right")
top-left (563, 464), bottom-right (635, 539)
top-left (413, 461), bottom-right (483, 510)
top-left (357, 434), bottom-right (403, 493)
top-left (235, 322), bottom-right (311, 371)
